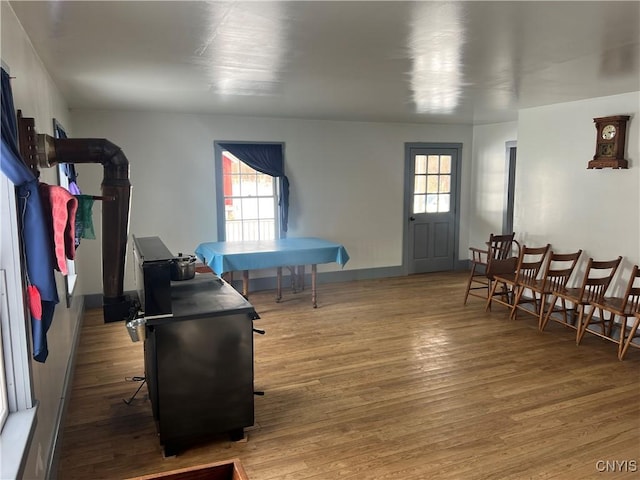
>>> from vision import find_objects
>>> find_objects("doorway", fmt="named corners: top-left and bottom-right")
top-left (503, 141), bottom-right (517, 234)
top-left (404, 143), bottom-right (461, 274)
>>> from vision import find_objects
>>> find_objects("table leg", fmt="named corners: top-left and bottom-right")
top-left (297, 265), bottom-right (305, 291)
top-left (242, 270), bottom-right (249, 298)
top-left (312, 264), bottom-right (317, 308)
top-left (276, 267), bottom-right (282, 302)
top-left (287, 266), bottom-right (297, 293)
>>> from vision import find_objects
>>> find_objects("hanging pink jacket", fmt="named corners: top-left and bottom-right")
top-left (39, 183), bottom-right (78, 275)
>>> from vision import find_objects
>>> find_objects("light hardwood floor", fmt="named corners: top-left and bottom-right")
top-left (57, 272), bottom-right (640, 479)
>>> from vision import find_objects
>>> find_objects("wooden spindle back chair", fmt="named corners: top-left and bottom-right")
top-left (486, 243), bottom-right (550, 313)
top-left (510, 249), bottom-right (583, 325)
top-left (578, 265), bottom-right (640, 359)
top-left (540, 256), bottom-right (623, 338)
top-left (464, 233), bottom-right (517, 305)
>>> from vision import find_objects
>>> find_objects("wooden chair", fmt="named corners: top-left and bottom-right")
top-left (622, 312), bottom-right (640, 360)
top-left (485, 243), bottom-right (550, 313)
top-left (577, 265), bottom-right (640, 359)
top-left (463, 233), bottom-right (518, 305)
top-left (510, 249), bottom-right (583, 325)
top-left (540, 256), bottom-right (623, 338)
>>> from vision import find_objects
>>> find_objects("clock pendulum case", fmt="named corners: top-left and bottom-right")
top-left (588, 115), bottom-right (631, 169)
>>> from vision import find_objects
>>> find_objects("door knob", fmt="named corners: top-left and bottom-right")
top-left (409, 216), bottom-right (416, 221)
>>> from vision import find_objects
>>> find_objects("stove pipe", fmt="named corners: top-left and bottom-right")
top-left (37, 136), bottom-right (132, 321)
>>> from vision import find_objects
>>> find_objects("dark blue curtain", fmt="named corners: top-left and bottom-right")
top-left (219, 142), bottom-right (290, 233)
top-left (1, 67), bottom-right (58, 362)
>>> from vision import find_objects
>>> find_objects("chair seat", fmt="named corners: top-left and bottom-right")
top-left (589, 296), bottom-right (631, 316)
top-left (492, 272), bottom-right (517, 286)
top-left (551, 286), bottom-right (587, 303)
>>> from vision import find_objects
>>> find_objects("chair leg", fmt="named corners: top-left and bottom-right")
top-left (463, 265), bottom-right (478, 305)
top-left (509, 286), bottom-right (522, 319)
top-left (619, 317), bottom-right (640, 360)
top-left (485, 279), bottom-right (499, 312)
top-left (540, 294), bottom-right (558, 331)
top-left (575, 304), bottom-right (587, 343)
top-left (577, 306), bottom-right (597, 345)
top-left (537, 293), bottom-right (548, 327)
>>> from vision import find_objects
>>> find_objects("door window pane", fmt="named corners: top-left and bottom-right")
top-left (438, 194), bottom-right (450, 212)
top-left (413, 194), bottom-right (426, 214)
top-left (414, 175), bottom-right (426, 194)
top-left (426, 194), bottom-right (438, 212)
top-left (439, 176), bottom-right (450, 193)
top-left (427, 175), bottom-right (439, 193)
top-left (440, 155), bottom-right (451, 174)
top-left (427, 155), bottom-right (440, 173)
top-left (415, 155), bottom-right (427, 174)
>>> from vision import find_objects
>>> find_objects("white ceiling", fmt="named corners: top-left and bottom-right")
top-left (8, 1), bottom-right (640, 125)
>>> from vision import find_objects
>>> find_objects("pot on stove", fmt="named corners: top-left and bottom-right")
top-left (170, 253), bottom-right (196, 281)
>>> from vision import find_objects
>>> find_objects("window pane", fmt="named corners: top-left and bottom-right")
top-left (230, 174), bottom-right (241, 196)
top-left (426, 194), bottom-right (438, 212)
top-left (241, 197), bottom-right (259, 220)
top-left (439, 175), bottom-right (450, 193)
top-left (243, 220), bottom-right (260, 241)
top-left (427, 155), bottom-right (440, 174)
top-left (257, 175), bottom-right (273, 196)
top-left (438, 194), bottom-right (450, 212)
top-left (223, 154), bottom-right (241, 174)
top-left (259, 220), bottom-right (275, 240)
top-left (225, 198), bottom-right (241, 220)
top-left (258, 198), bottom-right (275, 219)
top-left (427, 175), bottom-right (439, 193)
top-left (415, 155), bottom-right (427, 174)
top-left (440, 155), bottom-right (451, 174)
top-left (413, 194), bottom-right (426, 214)
top-left (240, 174), bottom-right (257, 196)
top-left (240, 161), bottom-right (254, 174)
top-left (414, 175), bottom-right (426, 194)
top-left (226, 221), bottom-right (243, 241)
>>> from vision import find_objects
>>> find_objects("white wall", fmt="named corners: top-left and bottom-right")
top-left (69, 110), bottom-right (474, 295)
top-left (515, 92), bottom-right (640, 293)
top-left (469, 121), bottom-right (518, 249)
top-left (1, 3), bottom-right (81, 479)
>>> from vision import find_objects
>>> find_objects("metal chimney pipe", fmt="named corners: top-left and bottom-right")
top-left (37, 136), bottom-right (132, 321)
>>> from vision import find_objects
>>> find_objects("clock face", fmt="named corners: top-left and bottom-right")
top-left (601, 124), bottom-right (617, 140)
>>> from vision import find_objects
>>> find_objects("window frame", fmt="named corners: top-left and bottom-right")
top-left (214, 141), bottom-right (285, 241)
top-left (0, 173), bottom-right (38, 480)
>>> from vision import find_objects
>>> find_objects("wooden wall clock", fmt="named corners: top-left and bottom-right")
top-left (588, 115), bottom-right (630, 169)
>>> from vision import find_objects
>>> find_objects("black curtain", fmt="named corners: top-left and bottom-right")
top-left (219, 142), bottom-right (290, 233)
top-left (1, 67), bottom-right (58, 362)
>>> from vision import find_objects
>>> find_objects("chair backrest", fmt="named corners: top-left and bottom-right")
top-left (619, 264), bottom-right (640, 313)
top-left (540, 249), bottom-right (583, 292)
top-left (575, 256), bottom-right (623, 304)
top-left (488, 233), bottom-right (516, 260)
top-left (515, 244), bottom-right (551, 283)
top-left (486, 234), bottom-right (520, 278)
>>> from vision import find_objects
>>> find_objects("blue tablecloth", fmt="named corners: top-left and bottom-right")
top-left (195, 237), bottom-right (350, 275)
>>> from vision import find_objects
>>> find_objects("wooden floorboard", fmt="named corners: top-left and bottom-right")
top-left (57, 272), bottom-right (640, 479)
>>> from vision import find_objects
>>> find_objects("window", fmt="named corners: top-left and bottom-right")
top-left (221, 151), bottom-right (278, 241)
top-left (413, 154), bottom-right (451, 214)
top-left (215, 142), bottom-right (289, 242)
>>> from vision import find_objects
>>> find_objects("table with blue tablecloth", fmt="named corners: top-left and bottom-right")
top-left (195, 237), bottom-right (350, 307)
